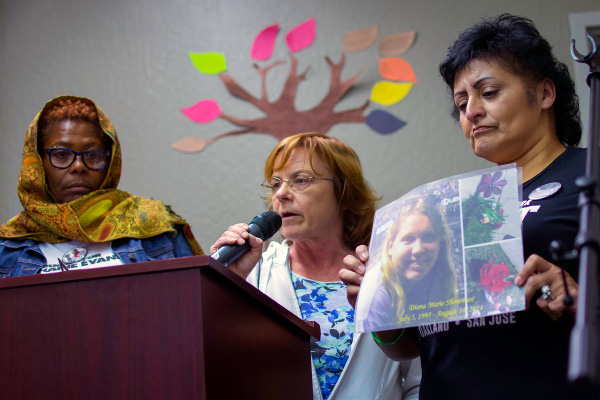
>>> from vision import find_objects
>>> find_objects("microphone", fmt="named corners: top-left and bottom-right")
top-left (210, 211), bottom-right (282, 266)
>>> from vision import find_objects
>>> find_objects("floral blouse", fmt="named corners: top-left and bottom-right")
top-left (291, 272), bottom-right (355, 399)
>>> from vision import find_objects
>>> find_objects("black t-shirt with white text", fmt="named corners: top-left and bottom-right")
top-left (419, 147), bottom-right (585, 400)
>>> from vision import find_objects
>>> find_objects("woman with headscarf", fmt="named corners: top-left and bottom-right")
top-left (0, 95), bottom-right (202, 277)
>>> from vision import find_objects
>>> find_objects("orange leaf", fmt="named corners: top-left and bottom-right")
top-left (379, 58), bottom-right (417, 83)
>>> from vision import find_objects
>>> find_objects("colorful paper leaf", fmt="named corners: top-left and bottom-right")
top-left (251, 24), bottom-right (280, 60)
top-left (370, 82), bottom-right (413, 105)
top-left (180, 99), bottom-right (222, 123)
top-left (379, 31), bottom-right (416, 57)
top-left (366, 109), bottom-right (406, 134)
top-left (285, 17), bottom-right (316, 53)
top-left (343, 26), bottom-right (379, 52)
top-left (189, 52), bottom-right (227, 74)
top-left (379, 58), bottom-right (417, 83)
top-left (172, 137), bottom-right (208, 153)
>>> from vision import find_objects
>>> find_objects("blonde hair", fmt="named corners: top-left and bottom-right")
top-left (264, 133), bottom-right (381, 249)
top-left (381, 197), bottom-right (457, 321)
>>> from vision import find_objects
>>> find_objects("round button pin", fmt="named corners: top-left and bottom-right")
top-left (528, 182), bottom-right (562, 200)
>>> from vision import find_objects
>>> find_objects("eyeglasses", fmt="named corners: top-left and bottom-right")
top-left (43, 148), bottom-right (110, 170)
top-left (261, 173), bottom-right (333, 194)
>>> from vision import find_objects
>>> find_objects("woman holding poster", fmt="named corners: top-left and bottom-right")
top-left (342, 14), bottom-right (584, 400)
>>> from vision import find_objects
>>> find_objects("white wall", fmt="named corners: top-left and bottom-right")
top-left (1, 0), bottom-right (598, 251)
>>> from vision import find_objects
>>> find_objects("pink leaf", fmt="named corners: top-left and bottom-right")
top-left (180, 99), bottom-right (222, 123)
top-left (251, 24), bottom-right (280, 60)
top-left (285, 17), bottom-right (316, 53)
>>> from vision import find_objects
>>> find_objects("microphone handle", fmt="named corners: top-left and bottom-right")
top-left (210, 223), bottom-right (264, 266)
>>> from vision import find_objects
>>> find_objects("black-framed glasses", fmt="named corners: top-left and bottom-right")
top-left (261, 173), bottom-right (333, 194)
top-left (43, 148), bottom-right (110, 170)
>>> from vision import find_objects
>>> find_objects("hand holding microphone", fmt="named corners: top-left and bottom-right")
top-left (210, 211), bottom-right (282, 279)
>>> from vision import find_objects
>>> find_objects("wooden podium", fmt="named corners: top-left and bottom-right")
top-left (0, 255), bottom-right (320, 399)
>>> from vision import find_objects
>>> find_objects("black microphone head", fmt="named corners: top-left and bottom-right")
top-left (250, 211), bottom-right (282, 240)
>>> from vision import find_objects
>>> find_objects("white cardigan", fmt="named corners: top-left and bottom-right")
top-left (247, 241), bottom-right (421, 400)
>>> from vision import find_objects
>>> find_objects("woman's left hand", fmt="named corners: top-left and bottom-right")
top-left (515, 254), bottom-right (578, 320)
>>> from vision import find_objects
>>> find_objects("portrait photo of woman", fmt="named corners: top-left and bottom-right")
top-left (356, 196), bottom-right (459, 331)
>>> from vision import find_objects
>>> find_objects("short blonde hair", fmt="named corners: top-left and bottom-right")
top-left (264, 133), bottom-right (381, 249)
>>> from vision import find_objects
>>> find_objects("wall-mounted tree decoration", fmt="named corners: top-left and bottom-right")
top-left (173, 17), bottom-right (417, 153)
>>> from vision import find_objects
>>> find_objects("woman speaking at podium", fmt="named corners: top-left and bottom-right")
top-left (0, 95), bottom-right (202, 277)
top-left (211, 133), bottom-right (421, 400)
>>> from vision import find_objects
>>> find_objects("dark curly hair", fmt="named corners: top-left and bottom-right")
top-left (439, 13), bottom-right (581, 147)
top-left (37, 96), bottom-right (111, 154)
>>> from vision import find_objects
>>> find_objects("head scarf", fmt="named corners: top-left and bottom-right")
top-left (0, 95), bottom-right (202, 255)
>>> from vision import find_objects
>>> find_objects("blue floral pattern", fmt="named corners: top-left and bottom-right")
top-left (292, 272), bottom-right (354, 399)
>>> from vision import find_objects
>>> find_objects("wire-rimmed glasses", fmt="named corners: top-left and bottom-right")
top-left (43, 148), bottom-right (110, 171)
top-left (261, 173), bottom-right (333, 194)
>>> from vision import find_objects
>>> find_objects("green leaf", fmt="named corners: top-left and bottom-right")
top-left (188, 52), bottom-right (227, 74)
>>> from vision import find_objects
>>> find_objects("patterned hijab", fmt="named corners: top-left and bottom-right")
top-left (0, 95), bottom-right (202, 254)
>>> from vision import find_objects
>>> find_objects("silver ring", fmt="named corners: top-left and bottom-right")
top-left (541, 284), bottom-right (555, 301)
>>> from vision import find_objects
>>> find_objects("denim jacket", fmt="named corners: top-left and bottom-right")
top-left (0, 226), bottom-right (193, 278)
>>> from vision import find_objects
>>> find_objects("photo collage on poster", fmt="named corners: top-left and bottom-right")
top-left (355, 164), bottom-right (525, 332)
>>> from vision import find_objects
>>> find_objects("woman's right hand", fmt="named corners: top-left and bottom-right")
top-left (210, 223), bottom-right (264, 279)
top-left (340, 245), bottom-right (369, 308)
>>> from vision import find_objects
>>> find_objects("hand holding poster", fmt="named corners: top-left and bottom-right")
top-left (355, 164), bottom-right (524, 332)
